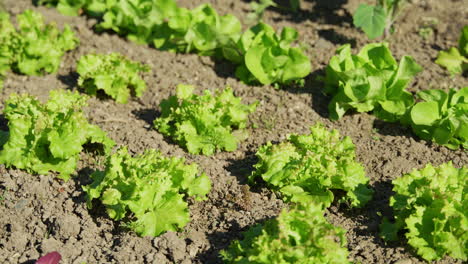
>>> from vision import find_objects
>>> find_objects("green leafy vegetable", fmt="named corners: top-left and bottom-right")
top-left (221, 203), bottom-right (351, 263)
top-left (250, 123), bottom-right (373, 208)
top-left (224, 22), bottom-right (311, 85)
top-left (353, 0), bottom-right (408, 39)
top-left (99, 0), bottom-right (179, 44)
top-left (152, 3), bottom-right (242, 55)
top-left (0, 10), bottom-right (78, 80)
top-left (435, 25), bottom-right (468, 75)
top-left (0, 90), bottom-right (114, 180)
top-left (83, 147), bottom-right (211, 237)
top-left (77, 53), bottom-right (150, 104)
top-left (402, 87), bottom-right (467, 149)
top-left (380, 162), bottom-right (467, 261)
top-left (324, 43), bottom-right (422, 121)
top-left (154, 84), bottom-right (257, 155)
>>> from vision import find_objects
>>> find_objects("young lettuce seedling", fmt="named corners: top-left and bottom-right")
top-left (353, 0), bottom-right (407, 39)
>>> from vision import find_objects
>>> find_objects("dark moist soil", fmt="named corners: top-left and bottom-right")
top-left (1, 0), bottom-right (467, 263)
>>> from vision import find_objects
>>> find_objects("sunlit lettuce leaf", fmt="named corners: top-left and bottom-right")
top-left (77, 53), bottom-right (150, 103)
top-left (382, 162), bottom-right (467, 261)
top-left (154, 84), bottom-right (257, 155)
top-left (324, 43), bottom-right (422, 121)
top-left (250, 123), bottom-right (373, 208)
top-left (1, 10), bottom-right (79, 76)
top-left (0, 90), bottom-right (114, 180)
top-left (405, 87), bottom-right (467, 149)
top-left (436, 26), bottom-right (468, 75)
top-left (83, 147), bottom-right (211, 237)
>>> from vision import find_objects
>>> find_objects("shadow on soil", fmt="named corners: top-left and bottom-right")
top-left (242, 0), bottom-right (351, 25)
top-left (318, 28), bottom-right (356, 46)
top-left (57, 72), bottom-right (79, 90)
top-left (224, 150), bottom-right (258, 185)
top-left (336, 180), bottom-right (415, 252)
top-left (281, 69), bottom-right (331, 119)
top-left (132, 108), bottom-right (160, 129)
top-left (372, 119), bottom-right (415, 139)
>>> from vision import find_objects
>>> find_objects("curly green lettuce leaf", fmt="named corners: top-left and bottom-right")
top-left (404, 87), bottom-right (467, 149)
top-left (83, 147), bottom-right (211, 237)
top-left (250, 123), bottom-right (373, 208)
top-left (436, 25), bottom-right (468, 75)
top-left (221, 203), bottom-right (351, 264)
top-left (77, 53), bottom-right (150, 103)
top-left (0, 10), bottom-right (78, 78)
top-left (154, 84), bottom-right (257, 155)
top-left (0, 90), bottom-right (114, 180)
top-left (324, 43), bottom-right (422, 121)
top-left (382, 162), bottom-right (467, 261)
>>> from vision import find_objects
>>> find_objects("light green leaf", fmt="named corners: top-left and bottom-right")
top-left (353, 4), bottom-right (387, 39)
top-left (411, 101), bottom-right (440, 126)
top-left (435, 47), bottom-right (467, 75)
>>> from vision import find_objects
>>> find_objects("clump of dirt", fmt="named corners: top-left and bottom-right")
top-left (0, 0), bottom-right (467, 263)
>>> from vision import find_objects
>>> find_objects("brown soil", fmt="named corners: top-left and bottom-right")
top-left (0, 0), bottom-right (467, 263)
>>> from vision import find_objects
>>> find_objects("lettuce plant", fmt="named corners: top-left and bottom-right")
top-left (221, 203), bottom-right (351, 263)
top-left (250, 123), bottom-right (373, 208)
top-left (380, 162), bottom-right (467, 261)
top-left (324, 43), bottom-right (422, 121)
top-left (0, 10), bottom-right (78, 81)
top-left (154, 84), bottom-right (257, 155)
top-left (223, 22), bottom-right (311, 85)
top-left (98, 0), bottom-right (178, 44)
top-left (402, 87), bottom-right (467, 149)
top-left (77, 53), bottom-right (150, 104)
top-left (152, 3), bottom-right (242, 55)
top-left (436, 25), bottom-right (468, 75)
top-left (83, 147), bottom-right (211, 237)
top-left (0, 90), bottom-right (114, 180)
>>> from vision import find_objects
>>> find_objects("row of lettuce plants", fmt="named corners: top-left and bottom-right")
top-left (38, 0), bottom-right (311, 86)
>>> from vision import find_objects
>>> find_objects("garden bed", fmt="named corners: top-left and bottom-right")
top-left (0, 0), bottom-right (467, 263)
